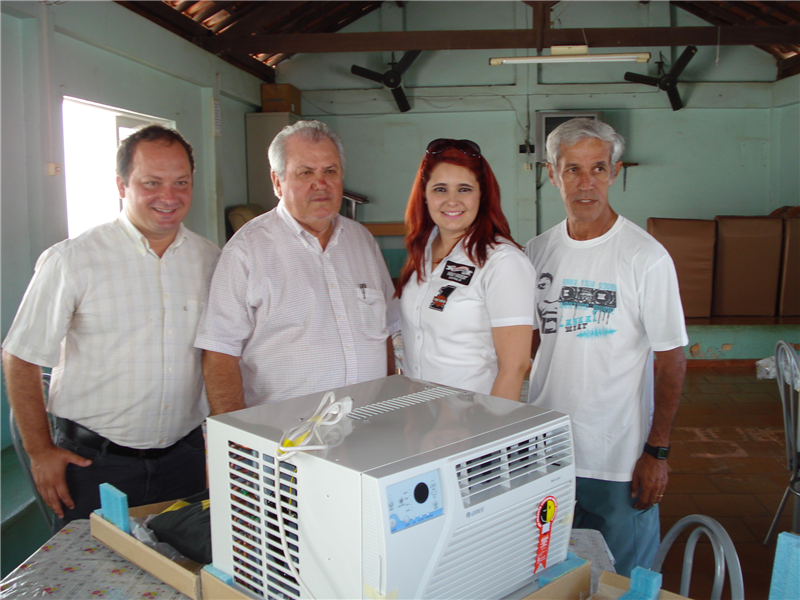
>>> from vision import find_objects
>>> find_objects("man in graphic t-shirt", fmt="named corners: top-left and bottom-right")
top-left (524, 118), bottom-right (688, 576)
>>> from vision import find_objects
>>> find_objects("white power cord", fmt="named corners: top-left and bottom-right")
top-left (273, 391), bottom-right (353, 600)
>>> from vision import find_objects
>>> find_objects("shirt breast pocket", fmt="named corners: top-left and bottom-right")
top-left (354, 288), bottom-right (387, 340)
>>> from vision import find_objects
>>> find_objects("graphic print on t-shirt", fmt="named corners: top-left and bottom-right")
top-left (429, 285), bottom-right (457, 312)
top-left (537, 273), bottom-right (617, 338)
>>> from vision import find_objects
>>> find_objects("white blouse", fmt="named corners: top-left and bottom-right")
top-left (400, 230), bottom-right (537, 395)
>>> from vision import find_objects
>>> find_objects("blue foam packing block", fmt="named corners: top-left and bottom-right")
top-left (618, 567), bottom-right (662, 600)
top-left (204, 564), bottom-right (234, 585)
top-left (769, 531), bottom-right (800, 600)
top-left (538, 552), bottom-right (588, 586)
top-left (99, 483), bottom-right (130, 534)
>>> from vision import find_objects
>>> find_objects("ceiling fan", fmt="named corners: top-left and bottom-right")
top-left (350, 50), bottom-right (421, 113)
top-left (624, 46), bottom-right (697, 111)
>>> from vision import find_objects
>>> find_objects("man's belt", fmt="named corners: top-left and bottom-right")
top-left (56, 418), bottom-right (199, 460)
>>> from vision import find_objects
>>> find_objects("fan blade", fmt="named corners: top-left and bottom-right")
top-left (667, 86), bottom-right (683, 111)
top-left (670, 46), bottom-right (697, 78)
top-left (391, 86), bottom-right (411, 113)
top-left (624, 72), bottom-right (660, 87)
top-left (350, 64), bottom-right (384, 85)
top-left (394, 50), bottom-right (421, 76)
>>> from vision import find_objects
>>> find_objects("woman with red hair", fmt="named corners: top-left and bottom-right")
top-left (397, 139), bottom-right (537, 401)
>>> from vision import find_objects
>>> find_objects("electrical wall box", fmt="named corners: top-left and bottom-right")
top-left (261, 84), bottom-right (302, 115)
top-left (207, 375), bottom-right (575, 600)
top-left (535, 111), bottom-right (604, 163)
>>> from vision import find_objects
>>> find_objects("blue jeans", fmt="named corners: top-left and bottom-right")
top-left (55, 426), bottom-right (206, 525)
top-left (574, 477), bottom-right (661, 577)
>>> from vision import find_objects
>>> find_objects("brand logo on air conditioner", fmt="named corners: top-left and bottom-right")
top-left (466, 507), bottom-right (484, 518)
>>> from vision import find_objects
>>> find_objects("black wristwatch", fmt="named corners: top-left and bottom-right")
top-left (643, 442), bottom-right (670, 460)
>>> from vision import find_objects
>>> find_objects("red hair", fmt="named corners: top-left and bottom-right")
top-left (396, 148), bottom-right (518, 297)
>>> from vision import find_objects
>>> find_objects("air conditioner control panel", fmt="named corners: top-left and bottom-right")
top-left (387, 469), bottom-right (444, 533)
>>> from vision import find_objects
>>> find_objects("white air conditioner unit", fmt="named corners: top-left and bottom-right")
top-left (207, 375), bottom-right (575, 600)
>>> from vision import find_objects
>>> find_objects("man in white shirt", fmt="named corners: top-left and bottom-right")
top-left (2, 125), bottom-right (220, 523)
top-left (197, 120), bottom-right (400, 412)
top-left (524, 118), bottom-right (688, 576)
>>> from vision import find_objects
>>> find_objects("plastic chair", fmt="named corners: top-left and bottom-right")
top-left (651, 514), bottom-right (745, 600)
top-left (764, 340), bottom-right (800, 545)
top-left (9, 372), bottom-right (59, 535)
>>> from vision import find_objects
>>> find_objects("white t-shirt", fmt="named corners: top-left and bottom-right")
top-left (401, 230), bottom-right (537, 395)
top-left (524, 216), bottom-right (688, 481)
top-left (195, 203), bottom-right (401, 406)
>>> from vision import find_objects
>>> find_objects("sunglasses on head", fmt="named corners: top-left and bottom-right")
top-left (426, 138), bottom-right (482, 158)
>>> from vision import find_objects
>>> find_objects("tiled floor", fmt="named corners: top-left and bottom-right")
top-left (657, 365), bottom-right (792, 600)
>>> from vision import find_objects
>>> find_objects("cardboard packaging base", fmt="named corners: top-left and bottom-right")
top-left (90, 500), bottom-right (203, 600)
top-left (199, 560), bottom-right (593, 600)
top-left (592, 571), bottom-right (691, 600)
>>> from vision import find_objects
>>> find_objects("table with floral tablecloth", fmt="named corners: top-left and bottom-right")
top-left (1, 519), bottom-right (188, 599)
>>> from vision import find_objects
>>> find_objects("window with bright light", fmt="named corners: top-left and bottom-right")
top-left (62, 97), bottom-right (173, 238)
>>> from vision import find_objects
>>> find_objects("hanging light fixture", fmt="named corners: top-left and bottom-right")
top-left (490, 45), bottom-right (650, 65)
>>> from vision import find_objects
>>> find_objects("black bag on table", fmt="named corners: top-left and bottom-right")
top-left (148, 489), bottom-right (211, 564)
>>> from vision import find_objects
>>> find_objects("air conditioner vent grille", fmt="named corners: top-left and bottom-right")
top-left (226, 439), bottom-right (302, 600)
top-left (348, 386), bottom-right (459, 421)
top-left (455, 424), bottom-right (572, 506)
top-left (426, 480), bottom-right (574, 598)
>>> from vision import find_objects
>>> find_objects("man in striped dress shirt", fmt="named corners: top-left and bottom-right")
top-left (197, 120), bottom-right (400, 412)
top-left (2, 125), bottom-right (220, 523)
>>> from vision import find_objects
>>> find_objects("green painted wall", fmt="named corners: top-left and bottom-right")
top-left (685, 324), bottom-right (800, 361)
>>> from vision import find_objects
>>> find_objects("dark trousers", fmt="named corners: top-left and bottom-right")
top-left (54, 425), bottom-right (207, 526)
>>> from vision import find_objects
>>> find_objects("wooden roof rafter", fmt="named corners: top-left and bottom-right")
top-left (115, 1), bottom-right (800, 83)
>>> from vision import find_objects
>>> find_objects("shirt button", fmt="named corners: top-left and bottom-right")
top-left (166, 330), bottom-right (172, 336)
top-left (416, 335), bottom-right (421, 339)
top-left (164, 294), bottom-right (169, 299)
top-left (167, 367), bottom-right (173, 373)
top-left (338, 315), bottom-right (344, 320)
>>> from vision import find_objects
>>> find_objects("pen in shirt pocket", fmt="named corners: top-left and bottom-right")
top-left (358, 283), bottom-right (366, 299)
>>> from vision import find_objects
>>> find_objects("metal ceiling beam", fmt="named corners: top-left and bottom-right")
top-left (198, 25), bottom-right (800, 55)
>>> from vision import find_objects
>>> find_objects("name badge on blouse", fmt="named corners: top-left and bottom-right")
top-left (442, 261), bottom-right (475, 285)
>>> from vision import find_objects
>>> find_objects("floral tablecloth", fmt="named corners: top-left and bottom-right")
top-left (1, 520), bottom-right (188, 599)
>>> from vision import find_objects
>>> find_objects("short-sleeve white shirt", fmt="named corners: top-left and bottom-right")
top-left (400, 230), bottom-right (537, 395)
top-left (2, 212), bottom-right (221, 448)
top-left (524, 217), bottom-right (688, 481)
top-left (194, 202), bottom-right (401, 406)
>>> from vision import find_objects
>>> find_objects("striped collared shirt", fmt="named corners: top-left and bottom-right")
top-left (3, 211), bottom-right (220, 448)
top-left (195, 202), bottom-right (400, 406)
